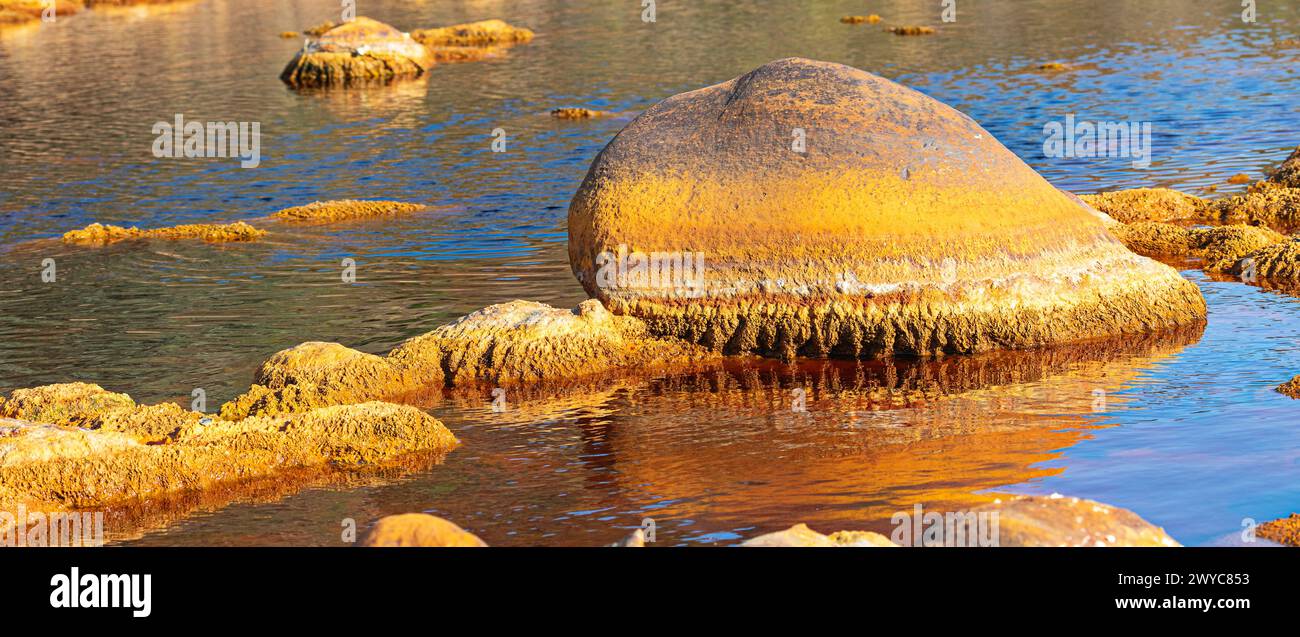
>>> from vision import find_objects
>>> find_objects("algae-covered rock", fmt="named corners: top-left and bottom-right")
top-left (978, 495), bottom-right (1179, 547)
top-left (1277, 375), bottom-right (1300, 398)
top-left (281, 17), bottom-right (434, 87)
top-left (410, 19), bottom-right (533, 47)
top-left (62, 221), bottom-right (265, 245)
top-left (361, 513), bottom-right (487, 547)
top-left (1079, 188), bottom-right (1209, 224)
top-left (0, 382), bottom-right (135, 425)
top-left (273, 199), bottom-right (427, 223)
top-left (1257, 513), bottom-right (1300, 546)
top-left (741, 523), bottom-right (896, 547)
top-left (222, 300), bottom-right (716, 418)
top-left (1267, 145), bottom-right (1300, 188)
top-left (569, 58), bottom-right (1206, 361)
top-left (0, 399), bottom-right (457, 513)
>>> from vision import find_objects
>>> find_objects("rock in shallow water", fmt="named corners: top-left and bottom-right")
top-left (569, 57), bottom-right (1205, 360)
top-left (280, 17), bottom-right (434, 87)
top-left (361, 514), bottom-right (487, 547)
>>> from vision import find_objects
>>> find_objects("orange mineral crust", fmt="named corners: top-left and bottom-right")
top-left (568, 58), bottom-right (1206, 360)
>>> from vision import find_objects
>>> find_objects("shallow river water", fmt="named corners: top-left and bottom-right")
top-left (0, 0), bottom-right (1298, 546)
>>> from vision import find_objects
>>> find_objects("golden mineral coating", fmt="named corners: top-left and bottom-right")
top-left (62, 221), bottom-right (265, 244)
top-left (977, 495), bottom-right (1180, 547)
top-left (568, 58), bottom-right (1206, 361)
top-left (1079, 188), bottom-right (1210, 224)
top-left (221, 300), bottom-right (717, 419)
top-left (1257, 514), bottom-right (1300, 546)
top-left (1277, 375), bottom-right (1300, 398)
top-left (0, 382), bottom-right (458, 514)
top-left (281, 17), bottom-right (435, 87)
top-left (887, 26), bottom-right (935, 35)
top-left (840, 15), bottom-right (881, 24)
top-left (741, 523), bottom-right (897, 547)
top-left (361, 513), bottom-right (488, 547)
top-left (1111, 223), bottom-right (1287, 272)
top-left (0, 0), bottom-right (81, 26)
top-left (273, 199), bottom-right (427, 222)
top-left (551, 107), bottom-right (610, 119)
top-left (410, 19), bottom-right (534, 47)
top-left (1268, 145), bottom-right (1300, 188)
top-left (1238, 240), bottom-right (1300, 280)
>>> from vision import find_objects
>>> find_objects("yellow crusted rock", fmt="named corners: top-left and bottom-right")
top-left (411, 19), bottom-right (534, 47)
top-left (569, 58), bottom-right (1206, 361)
top-left (281, 17), bottom-right (435, 87)
top-left (742, 523), bottom-right (896, 546)
top-left (273, 199), bottom-right (427, 222)
top-left (361, 513), bottom-right (487, 547)
top-left (62, 221), bottom-right (265, 244)
top-left (977, 495), bottom-right (1180, 547)
top-left (1079, 188), bottom-right (1209, 224)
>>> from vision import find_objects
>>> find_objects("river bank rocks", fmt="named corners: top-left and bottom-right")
top-left (0, 383), bottom-right (458, 519)
top-left (568, 58), bottom-right (1205, 361)
top-left (983, 495), bottom-right (1180, 547)
top-left (281, 17), bottom-right (435, 87)
top-left (62, 221), bottom-right (265, 244)
top-left (361, 513), bottom-right (488, 547)
top-left (220, 300), bottom-right (718, 419)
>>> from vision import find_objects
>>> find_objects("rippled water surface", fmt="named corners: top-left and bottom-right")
top-left (1, 0), bottom-right (1298, 546)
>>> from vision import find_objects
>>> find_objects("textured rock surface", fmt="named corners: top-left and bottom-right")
top-left (411, 19), bottom-right (534, 47)
top-left (1112, 223), bottom-right (1287, 273)
top-left (1267, 145), bottom-right (1300, 188)
top-left (0, 390), bottom-right (457, 514)
top-left (741, 523), bottom-right (897, 547)
top-left (1079, 188), bottom-right (1209, 223)
top-left (63, 221), bottom-right (265, 244)
top-left (569, 58), bottom-right (1206, 360)
top-left (222, 300), bottom-right (717, 418)
top-left (281, 17), bottom-right (434, 87)
top-left (273, 199), bottom-right (427, 222)
top-left (361, 513), bottom-right (488, 547)
top-left (978, 495), bottom-right (1180, 547)
top-left (1256, 513), bottom-right (1300, 546)
top-left (1278, 374), bottom-right (1300, 398)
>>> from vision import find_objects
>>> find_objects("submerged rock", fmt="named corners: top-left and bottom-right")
top-left (886, 26), bottom-right (935, 35)
top-left (979, 495), bottom-right (1180, 547)
top-left (741, 523), bottom-right (897, 547)
top-left (1277, 375), bottom-right (1300, 398)
top-left (551, 107), bottom-right (610, 120)
top-left (273, 199), bottom-right (427, 222)
top-left (569, 58), bottom-right (1205, 360)
top-left (221, 300), bottom-right (716, 419)
top-left (1079, 188), bottom-right (1209, 224)
top-left (0, 388), bottom-right (458, 515)
top-left (281, 17), bottom-right (435, 87)
top-left (410, 19), bottom-right (534, 47)
top-left (361, 513), bottom-right (487, 547)
top-left (62, 221), bottom-right (265, 244)
top-left (840, 15), bottom-right (881, 24)
top-left (1257, 513), bottom-right (1300, 546)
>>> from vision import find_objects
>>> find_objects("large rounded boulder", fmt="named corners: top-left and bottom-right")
top-left (568, 58), bottom-right (1206, 359)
